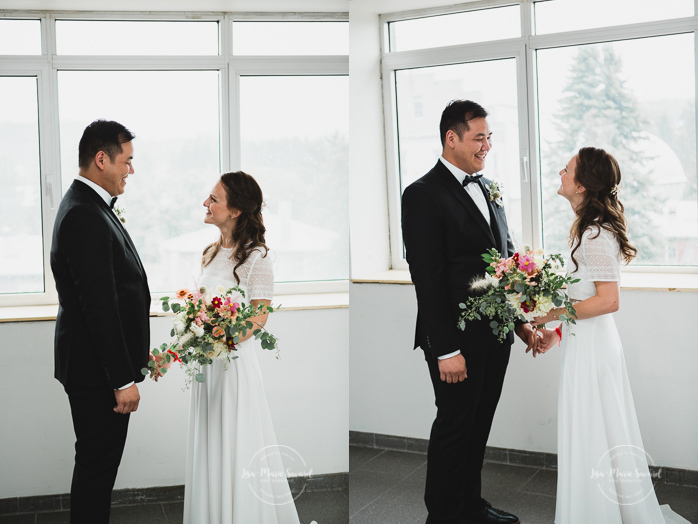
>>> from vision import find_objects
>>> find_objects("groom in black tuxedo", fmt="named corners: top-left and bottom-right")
top-left (50, 120), bottom-right (150, 523)
top-left (402, 101), bottom-right (538, 524)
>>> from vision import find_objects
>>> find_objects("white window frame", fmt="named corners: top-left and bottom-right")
top-left (381, 0), bottom-right (698, 274)
top-left (0, 10), bottom-right (349, 307)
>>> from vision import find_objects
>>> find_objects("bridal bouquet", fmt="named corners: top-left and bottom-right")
top-left (143, 285), bottom-right (278, 385)
top-left (457, 247), bottom-right (579, 342)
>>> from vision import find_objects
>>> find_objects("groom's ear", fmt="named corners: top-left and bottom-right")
top-left (94, 151), bottom-right (106, 170)
top-left (444, 129), bottom-right (457, 149)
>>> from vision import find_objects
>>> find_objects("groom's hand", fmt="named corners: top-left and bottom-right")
top-left (438, 354), bottom-right (467, 383)
top-left (114, 384), bottom-right (140, 414)
top-left (515, 323), bottom-right (539, 355)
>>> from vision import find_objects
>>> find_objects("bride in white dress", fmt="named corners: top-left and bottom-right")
top-left (182, 171), bottom-right (301, 524)
top-left (534, 148), bottom-right (689, 524)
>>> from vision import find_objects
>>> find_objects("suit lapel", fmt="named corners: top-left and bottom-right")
top-left (477, 179), bottom-right (504, 254)
top-left (103, 206), bottom-right (147, 277)
top-left (434, 162), bottom-right (497, 247)
top-left (71, 180), bottom-right (147, 278)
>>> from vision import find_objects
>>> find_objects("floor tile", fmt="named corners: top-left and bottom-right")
top-left (349, 446), bottom-right (385, 472)
top-left (518, 468), bottom-right (558, 498)
top-left (349, 469), bottom-right (395, 517)
top-left (295, 489), bottom-right (348, 524)
top-left (498, 491), bottom-right (556, 524)
top-left (0, 515), bottom-right (34, 524)
top-left (480, 462), bottom-right (540, 500)
top-left (162, 501), bottom-right (183, 523)
top-left (36, 512), bottom-right (69, 524)
top-left (355, 450), bottom-right (427, 480)
top-left (654, 482), bottom-right (698, 523)
top-left (350, 498), bottom-right (424, 524)
top-left (109, 503), bottom-right (168, 524)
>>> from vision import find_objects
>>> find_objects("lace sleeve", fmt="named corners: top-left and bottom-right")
top-left (580, 227), bottom-right (620, 282)
top-left (247, 249), bottom-right (274, 301)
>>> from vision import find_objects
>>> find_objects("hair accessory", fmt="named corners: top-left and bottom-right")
top-left (609, 185), bottom-right (618, 197)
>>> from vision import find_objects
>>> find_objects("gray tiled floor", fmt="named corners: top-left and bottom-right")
top-left (0, 488), bottom-right (347, 524)
top-left (349, 445), bottom-right (698, 524)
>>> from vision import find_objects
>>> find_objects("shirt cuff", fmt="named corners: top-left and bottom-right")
top-left (116, 381), bottom-right (135, 391)
top-left (438, 350), bottom-right (461, 360)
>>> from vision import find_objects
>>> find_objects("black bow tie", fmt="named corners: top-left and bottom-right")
top-left (110, 197), bottom-right (118, 209)
top-left (462, 174), bottom-right (483, 187)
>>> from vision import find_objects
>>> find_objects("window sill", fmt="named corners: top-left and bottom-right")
top-left (351, 270), bottom-right (698, 292)
top-left (0, 292), bottom-right (348, 323)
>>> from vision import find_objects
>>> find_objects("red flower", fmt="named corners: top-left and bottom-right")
top-left (521, 299), bottom-right (537, 313)
top-left (226, 337), bottom-right (237, 351)
top-left (211, 296), bottom-right (223, 309)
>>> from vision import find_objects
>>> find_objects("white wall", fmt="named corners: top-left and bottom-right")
top-left (0, 307), bottom-right (348, 498)
top-left (349, 282), bottom-right (698, 470)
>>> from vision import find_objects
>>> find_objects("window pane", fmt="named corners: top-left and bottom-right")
top-left (535, 0), bottom-right (693, 34)
top-left (58, 70), bottom-right (221, 291)
top-left (0, 20), bottom-right (41, 55)
top-left (232, 22), bottom-right (348, 55)
top-left (537, 34), bottom-right (697, 266)
top-left (56, 21), bottom-right (219, 55)
top-left (389, 7), bottom-right (520, 52)
top-left (239, 76), bottom-right (349, 282)
top-left (395, 60), bottom-right (523, 251)
top-left (0, 77), bottom-right (44, 294)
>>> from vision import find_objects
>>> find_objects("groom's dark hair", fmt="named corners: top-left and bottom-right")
top-left (440, 100), bottom-right (488, 146)
top-left (78, 119), bottom-right (135, 169)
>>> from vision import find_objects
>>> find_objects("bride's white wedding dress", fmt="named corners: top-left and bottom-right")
top-left (556, 227), bottom-right (689, 524)
top-left (183, 246), bottom-right (301, 524)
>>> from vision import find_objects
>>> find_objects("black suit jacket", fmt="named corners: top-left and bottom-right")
top-left (402, 160), bottom-right (516, 359)
top-left (50, 180), bottom-right (151, 389)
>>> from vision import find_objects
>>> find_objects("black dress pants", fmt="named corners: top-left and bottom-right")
top-left (424, 343), bottom-right (512, 524)
top-left (66, 385), bottom-right (130, 524)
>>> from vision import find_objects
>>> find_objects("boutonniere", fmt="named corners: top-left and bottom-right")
top-left (485, 181), bottom-right (504, 207)
top-left (113, 206), bottom-right (127, 225)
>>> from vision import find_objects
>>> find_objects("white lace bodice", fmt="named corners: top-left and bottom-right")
top-left (566, 226), bottom-right (621, 301)
top-left (199, 246), bottom-right (274, 301)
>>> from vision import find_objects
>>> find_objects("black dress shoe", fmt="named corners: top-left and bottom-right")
top-left (460, 501), bottom-right (520, 524)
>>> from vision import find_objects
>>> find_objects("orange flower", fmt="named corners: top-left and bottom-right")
top-left (175, 289), bottom-right (188, 299)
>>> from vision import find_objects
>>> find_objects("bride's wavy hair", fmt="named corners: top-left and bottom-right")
top-left (202, 171), bottom-right (269, 284)
top-left (568, 147), bottom-right (637, 272)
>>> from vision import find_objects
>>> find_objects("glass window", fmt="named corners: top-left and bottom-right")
top-left (232, 22), bottom-right (348, 55)
top-left (0, 20), bottom-right (41, 55)
top-left (536, 34), bottom-right (697, 266)
top-left (394, 59), bottom-right (523, 251)
top-left (239, 76), bottom-right (349, 282)
top-left (388, 6), bottom-right (520, 52)
top-left (57, 70), bottom-right (221, 291)
top-left (534, 0), bottom-right (693, 34)
top-left (0, 77), bottom-right (44, 294)
top-left (55, 21), bottom-right (219, 55)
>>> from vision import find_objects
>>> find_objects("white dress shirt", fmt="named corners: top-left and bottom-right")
top-left (436, 157), bottom-right (491, 361)
top-left (75, 176), bottom-right (134, 391)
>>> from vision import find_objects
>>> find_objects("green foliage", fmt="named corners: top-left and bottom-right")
top-left (459, 249), bottom-right (579, 342)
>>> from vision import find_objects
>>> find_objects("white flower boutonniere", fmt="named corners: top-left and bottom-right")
top-left (485, 181), bottom-right (504, 207)
top-left (113, 206), bottom-right (127, 225)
